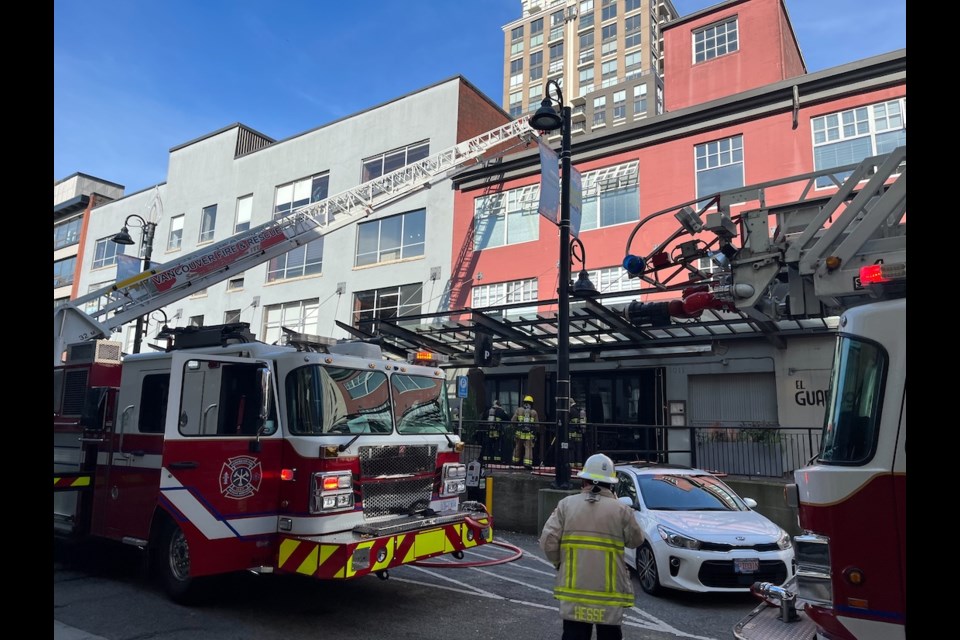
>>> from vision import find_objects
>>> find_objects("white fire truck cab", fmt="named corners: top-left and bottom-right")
top-left (54, 323), bottom-right (487, 602)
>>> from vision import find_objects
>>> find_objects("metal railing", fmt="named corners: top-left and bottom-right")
top-left (458, 420), bottom-right (822, 480)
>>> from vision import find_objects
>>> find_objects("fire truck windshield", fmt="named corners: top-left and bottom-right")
top-left (392, 374), bottom-right (452, 435)
top-left (819, 336), bottom-right (887, 464)
top-left (285, 365), bottom-right (392, 435)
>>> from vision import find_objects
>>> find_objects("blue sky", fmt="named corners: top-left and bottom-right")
top-left (54, 0), bottom-right (906, 196)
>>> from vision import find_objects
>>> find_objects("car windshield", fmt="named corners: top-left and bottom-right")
top-left (637, 474), bottom-right (748, 511)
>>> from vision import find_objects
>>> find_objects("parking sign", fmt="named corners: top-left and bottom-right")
top-left (457, 375), bottom-right (468, 398)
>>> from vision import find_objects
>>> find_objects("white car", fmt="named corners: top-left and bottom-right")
top-left (613, 463), bottom-right (794, 595)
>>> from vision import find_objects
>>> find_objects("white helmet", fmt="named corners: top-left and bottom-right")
top-left (577, 454), bottom-right (618, 485)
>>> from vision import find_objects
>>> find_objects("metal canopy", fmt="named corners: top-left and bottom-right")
top-left (365, 287), bottom-right (837, 368)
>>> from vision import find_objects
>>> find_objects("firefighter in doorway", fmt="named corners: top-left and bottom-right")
top-left (569, 399), bottom-right (587, 470)
top-left (512, 395), bottom-right (538, 469)
top-left (483, 399), bottom-right (509, 463)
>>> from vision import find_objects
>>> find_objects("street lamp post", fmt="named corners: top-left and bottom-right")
top-left (530, 80), bottom-right (573, 490)
top-left (111, 214), bottom-right (157, 354)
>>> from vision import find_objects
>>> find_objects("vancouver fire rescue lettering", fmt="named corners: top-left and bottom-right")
top-left (219, 456), bottom-right (263, 499)
top-left (150, 225), bottom-right (287, 292)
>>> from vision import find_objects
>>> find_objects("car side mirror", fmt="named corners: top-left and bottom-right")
top-left (744, 497), bottom-right (758, 509)
top-left (618, 496), bottom-right (638, 510)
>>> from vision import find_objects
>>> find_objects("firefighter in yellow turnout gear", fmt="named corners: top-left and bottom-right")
top-left (539, 454), bottom-right (646, 640)
top-left (511, 395), bottom-right (538, 469)
top-left (483, 399), bottom-right (509, 463)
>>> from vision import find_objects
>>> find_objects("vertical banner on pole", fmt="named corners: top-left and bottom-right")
top-left (569, 167), bottom-right (583, 239)
top-left (537, 139), bottom-right (560, 225)
top-left (115, 254), bottom-right (141, 282)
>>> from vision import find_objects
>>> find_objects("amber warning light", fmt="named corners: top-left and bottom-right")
top-left (408, 350), bottom-right (449, 365)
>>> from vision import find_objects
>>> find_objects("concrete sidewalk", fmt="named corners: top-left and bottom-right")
top-left (54, 620), bottom-right (110, 640)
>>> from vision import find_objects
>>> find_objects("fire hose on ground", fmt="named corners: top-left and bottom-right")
top-left (410, 510), bottom-right (525, 569)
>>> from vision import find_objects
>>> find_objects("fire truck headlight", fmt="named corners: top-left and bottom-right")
top-left (777, 529), bottom-right (792, 550)
top-left (322, 496), bottom-right (337, 509)
top-left (312, 472), bottom-right (356, 513)
top-left (443, 479), bottom-right (466, 495)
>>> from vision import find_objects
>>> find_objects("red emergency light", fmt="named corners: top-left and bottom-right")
top-left (859, 262), bottom-right (906, 285)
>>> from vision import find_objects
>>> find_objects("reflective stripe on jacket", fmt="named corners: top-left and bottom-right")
top-left (539, 486), bottom-right (645, 625)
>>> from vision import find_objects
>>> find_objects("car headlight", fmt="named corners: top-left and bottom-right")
top-left (777, 529), bottom-right (793, 550)
top-left (657, 525), bottom-right (701, 550)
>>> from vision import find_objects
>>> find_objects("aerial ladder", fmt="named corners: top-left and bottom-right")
top-left (620, 146), bottom-right (906, 327)
top-left (54, 118), bottom-right (539, 365)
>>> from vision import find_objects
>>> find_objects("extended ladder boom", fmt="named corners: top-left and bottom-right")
top-left (54, 118), bottom-right (538, 364)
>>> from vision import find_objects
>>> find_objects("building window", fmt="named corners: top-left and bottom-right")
top-left (353, 284), bottom-right (422, 332)
top-left (633, 83), bottom-right (648, 117)
top-left (657, 84), bottom-right (664, 114)
top-left (262, 298), bottom-right (320, 345)
top-left (549, 42), bottom-right (564, 73)
top-left (529, 83), bottom-right (543, 105)
top-left (530, 50), bottom-right (543, 81)
top-left (189, 315), bottom-right (204, 328)
top-left (694, 16), bottom-right (738, 64)
top-left (601, 0), bottom-right (617, 21)
top-left (356, 209), bottom-right (425, 267)
top-left (54, 217), bottom-right (82, 250)
top-left (224, 309), bottom-right (242, 324)
top-left (601, 59), bottom-right (618, 87)
top-left (509, 91), bottom-right (523, 118)
top-left (227, 277), bottom-right (244, 291)
top-left (579, 67), bottom-right (595, 97)
top-left (473, 185), bottom-right (540, 250)
top-left (167, 215), bottom-right (184, 252)
top-left (601, 24), bottom-right (617, 56)
top-left (579, 0), bottom-right (594, 29)
top-left (54, 256), bottom-right (76, 288)
top-left (531, 17), bottom-right (544, 47)
top-left (268, 173), bottom-right (328, 282)
top-left (92, 236), bottom-right (125, 269)
top-left (199, 204), bottom-right (217, 244)
top-left (583, 265), bottom-right (641, 304)
top-left (362, 141), bottom-right (429, 183)
top-left (625, 51), bottom-right (642, 79)
top-left (471, 278), bottom-right (539, 317)
top-left (510, 57), bottom-right (524, 88)
top-left (511, 25), bottom-right (524, 55)
top-left (593, 96), bottom-right (607, 126)
top-left (625, 0), bottom-right (640, 11)
top-left (811, 98), bottom-right (906, 188)
top-left (234, 194), bottom-right (252, 233)
top-left (579, 32), bottom-right (594, 64)
top-left (613, 90), bottom-right (626, 121)
top-left (695, 134), bottom-right (744, 207)
top-left (83, 281), bottom-right (111, 316)
top-left (625, 14), bottom-right (642, 48)
top-left (580, 161), bottom-right (639, 230)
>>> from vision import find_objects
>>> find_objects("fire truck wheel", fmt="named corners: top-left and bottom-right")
top-left (156, 519), bottom-right (199, 603)
top-left (636, 543), bottom-right (663, 596)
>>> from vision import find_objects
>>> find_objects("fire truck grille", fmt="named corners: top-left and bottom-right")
top-left (359, 445), bottom-right (437, 519)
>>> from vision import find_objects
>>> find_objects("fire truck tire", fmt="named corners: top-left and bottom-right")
top-left (636, 543), bottom-right (663, 596)
top-left (156, 519), bottom-right (201, 604)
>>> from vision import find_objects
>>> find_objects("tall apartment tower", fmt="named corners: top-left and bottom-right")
top-left (502, 0), bottom-right (678, 136)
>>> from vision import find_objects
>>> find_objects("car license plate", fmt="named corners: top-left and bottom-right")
top-left (734, 558), bottom-right (760, 574)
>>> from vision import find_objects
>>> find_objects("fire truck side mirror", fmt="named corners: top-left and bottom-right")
top-left (79, 387), bottom-right (108, 431)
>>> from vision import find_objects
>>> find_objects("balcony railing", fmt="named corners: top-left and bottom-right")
top-left (457, 420), bottom-right (822, 479)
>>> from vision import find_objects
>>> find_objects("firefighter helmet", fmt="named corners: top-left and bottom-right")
top-left (523, 395), bottom-right (534, 403)
top-left (578, 454), bottom-right (618, 485)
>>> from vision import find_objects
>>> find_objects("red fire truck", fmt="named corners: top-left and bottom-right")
top-left (620, 147), bottom-right (906, 640)
top-left (53, 117), bottom-right (537, 602)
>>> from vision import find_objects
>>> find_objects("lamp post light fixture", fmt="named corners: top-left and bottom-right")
top-left (111, 213), bottom-right (157, 354)
top-left (530, 79), bottom-right (575, 489)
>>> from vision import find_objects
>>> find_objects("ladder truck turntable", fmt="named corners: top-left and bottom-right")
top-left (618, 147), bottom-right (905, 640)
top-left (53, 117), bottom-right (538, 603)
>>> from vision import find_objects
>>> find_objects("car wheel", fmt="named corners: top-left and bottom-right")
top-left (635, 543), bottom-right (662, 596)
top-left (155, 518), bottom-right (203, 604)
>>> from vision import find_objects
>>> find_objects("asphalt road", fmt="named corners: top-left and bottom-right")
top-left (54, 531), bottom-right (760, 640)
